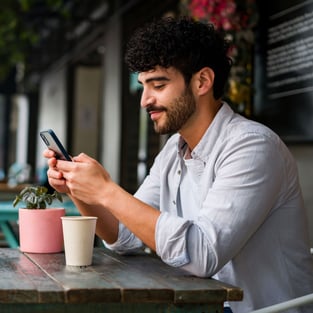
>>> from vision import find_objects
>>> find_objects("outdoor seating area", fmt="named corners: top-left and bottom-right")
top-left (0, 1), bottom-right (313, 313)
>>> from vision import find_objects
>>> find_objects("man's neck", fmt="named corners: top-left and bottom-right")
top-left (180, 100), bottom-right (223, 151)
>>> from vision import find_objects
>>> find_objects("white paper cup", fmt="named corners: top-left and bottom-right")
top-left (61, 216), bottom-right (97, 266)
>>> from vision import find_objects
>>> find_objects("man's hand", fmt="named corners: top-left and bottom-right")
top-left (57, 153), bottom-right (113, 206)
top-left (43, 149), bottom-right (70, 194)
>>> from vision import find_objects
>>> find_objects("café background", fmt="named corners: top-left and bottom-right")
top-left (0, 0), bottom-right (313, 246)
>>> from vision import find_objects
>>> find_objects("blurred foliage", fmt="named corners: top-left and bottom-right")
top-left (0, 0), bottom-right (70, 82)
top-left (180, 0), bottom-right (258, 117)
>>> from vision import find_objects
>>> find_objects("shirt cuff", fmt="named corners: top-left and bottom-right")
top-left (156, 212), bottom-right (191, 267)
top-left (103, 222), bottom-right (143, 254)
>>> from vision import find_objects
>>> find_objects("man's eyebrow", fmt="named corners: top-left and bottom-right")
top-left (138, 76), bottom-right (170, 84)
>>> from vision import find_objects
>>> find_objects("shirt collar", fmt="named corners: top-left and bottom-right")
top-left (177, 102), bottom-right (235, 162)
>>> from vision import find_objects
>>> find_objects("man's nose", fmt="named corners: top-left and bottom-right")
top-left (140, 90), bottom-right (156, 108)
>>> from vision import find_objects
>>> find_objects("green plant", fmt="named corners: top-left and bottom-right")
top-left (0, 0), bottom-right (72, 81)
top-left (13, 185), bottom-right (63, 209)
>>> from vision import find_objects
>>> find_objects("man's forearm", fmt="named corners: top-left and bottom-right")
top-left (69, 195), bottom-right (119, 244)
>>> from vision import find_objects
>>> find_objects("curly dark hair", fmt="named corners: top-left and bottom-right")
top-left (125, 16), bottom-right (233, 99)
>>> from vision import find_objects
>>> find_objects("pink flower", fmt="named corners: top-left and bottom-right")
top-left (185, 0), bottom-right (256, 31)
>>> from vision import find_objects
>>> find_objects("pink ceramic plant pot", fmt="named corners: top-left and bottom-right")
top-left (19, 208), bottom-right (65, 253)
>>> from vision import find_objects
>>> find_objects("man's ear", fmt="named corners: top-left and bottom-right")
top-left (195, 67), bottom-right (215, 96)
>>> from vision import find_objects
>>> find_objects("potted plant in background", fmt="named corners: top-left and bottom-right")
top-left (13, 185), bottom-right (65, 253)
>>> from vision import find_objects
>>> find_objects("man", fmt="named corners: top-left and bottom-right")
top-left (44, 17), bottom-right (313, 312)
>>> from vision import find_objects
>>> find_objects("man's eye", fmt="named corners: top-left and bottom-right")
top-left (155, 84), bottom-right (165, 89)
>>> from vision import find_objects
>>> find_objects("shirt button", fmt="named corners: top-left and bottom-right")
top-left (173, 200), bottom-right (176, 205)
top-left (177, 170), bottom-right (181, 175)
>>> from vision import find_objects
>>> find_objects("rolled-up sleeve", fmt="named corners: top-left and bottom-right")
top-left (155, 212), bottom-right (191, 266)
top-left (103, 222), bottom-right (143, 254)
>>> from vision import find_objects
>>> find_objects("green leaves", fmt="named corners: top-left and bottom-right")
top-left (0, 0), bottom-right (72, 81)
top-left (13, 185), bottom-right (63, 209)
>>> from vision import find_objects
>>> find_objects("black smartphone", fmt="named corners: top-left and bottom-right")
top-left (40, 129), bottom-right (72, 161)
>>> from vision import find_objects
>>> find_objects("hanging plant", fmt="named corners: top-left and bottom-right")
top-left (0, 0), bottom-right (72, 82)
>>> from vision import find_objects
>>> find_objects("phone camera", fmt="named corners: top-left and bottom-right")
top-left (40, 134), bottom-right (49, 146)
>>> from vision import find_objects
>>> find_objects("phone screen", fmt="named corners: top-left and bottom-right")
top-left (40, 129), bottom-right (72, 161)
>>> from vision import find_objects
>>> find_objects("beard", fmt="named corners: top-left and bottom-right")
top-left (152, 86), bottom-right (196, 134)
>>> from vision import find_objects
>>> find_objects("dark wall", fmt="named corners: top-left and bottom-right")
top-left (254, 0), bottom-right (313, 142)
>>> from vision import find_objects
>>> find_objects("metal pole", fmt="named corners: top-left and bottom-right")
top-left (250, 293), bottom-right (313, 313)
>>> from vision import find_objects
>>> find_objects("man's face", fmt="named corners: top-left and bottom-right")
top-left (138, 66), bottom-right (196, 134)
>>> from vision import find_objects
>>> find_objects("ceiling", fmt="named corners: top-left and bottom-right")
top-left (26, 0), bottom-right (115, 73)
top-left (0, 0), bottom-right (179, 92)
